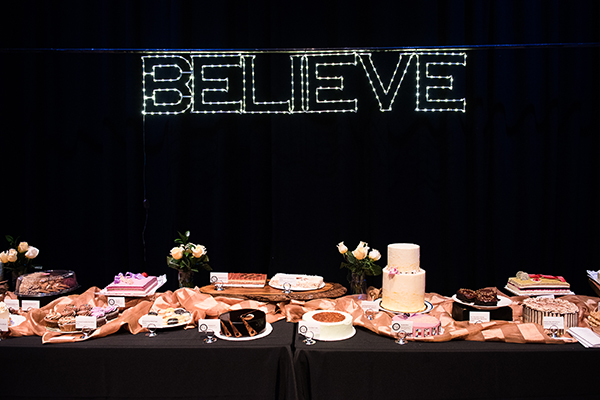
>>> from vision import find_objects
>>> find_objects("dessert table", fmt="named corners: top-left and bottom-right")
top-left (1, 320), bottom-right (298, 400)
top-left (293, 326), bottom-right (599, 400)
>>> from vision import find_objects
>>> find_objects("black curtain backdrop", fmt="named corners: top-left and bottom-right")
top-left (1, 1), bottom-right (599, 296)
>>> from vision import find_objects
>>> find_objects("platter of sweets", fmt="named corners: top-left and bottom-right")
top-left (44, 303), bottom-right (119, 333)
top-left (453, 288), bottom-right (512, 310)
top-left (138, 307), bottom-right (192, 329)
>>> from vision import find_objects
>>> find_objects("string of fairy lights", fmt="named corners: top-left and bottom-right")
top-left (142, 50), bottom-right (467, 115)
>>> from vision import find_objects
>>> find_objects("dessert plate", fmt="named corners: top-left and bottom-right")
top-left (215, 322), bottom-right (273, 341)
top-left (376, 299), bottom-right (433, 314)
top-left (452, 294), bottom-right (513, 310)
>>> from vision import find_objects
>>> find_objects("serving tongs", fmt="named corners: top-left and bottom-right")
top-left (240, 311), bottom-right (258, 337)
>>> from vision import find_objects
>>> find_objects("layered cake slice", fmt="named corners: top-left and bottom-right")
top-left (506, 272), bottom-right (571, 295)
top-left (221, 273), bottom-right (267, 288)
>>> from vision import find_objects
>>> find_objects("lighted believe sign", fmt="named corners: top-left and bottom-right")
top-left (142, 50), bottom-right (466, 115)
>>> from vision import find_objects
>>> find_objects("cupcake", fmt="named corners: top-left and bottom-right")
top-left (58, 316), bottom-right (76, 332)
top-left (44, 310), bottom-right (62, 329)
top-left (103, 305), bottom-right (119, 321)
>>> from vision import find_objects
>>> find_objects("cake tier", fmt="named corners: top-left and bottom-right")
top-left (219, 308), bottom-right (266, 337)
top-left (392, 314), bottom-right (442, 338)
top-left (302, 310), bottom-right (354, 341)
top-left (387, 243), bottom-right (420, 273)
top-left (381, 267), bottom-right (426, 313)
top-left (107, 275), bottom-right (158, 293)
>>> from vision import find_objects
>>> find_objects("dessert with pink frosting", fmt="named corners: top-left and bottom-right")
top-left (106, 272), bottom-right (158, 294)
top-left (392, 313), bottom-right (442, 338)
top-left (522, 297), bottom-right (579, 336)
top-left (381, 243), bottom-right (426, 313)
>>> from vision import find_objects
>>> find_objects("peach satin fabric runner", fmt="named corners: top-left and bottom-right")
top-left (2, 287), bottom-right (598, 344)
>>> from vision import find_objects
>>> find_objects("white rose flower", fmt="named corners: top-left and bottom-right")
top-left (191, 244), bottom-right (206, 258)
top-left (7, 249), bottom-right (18, 263)
top-left (368, 249), bottom-right (381, 261)
top-left (337, 241), bottom-right (348, 254)
top-left (352, 241), bottom-right (369, 260)
top-left (25, 246), bottom-right (39, 259)
top-left (18, 242), bottom-right (29, 253)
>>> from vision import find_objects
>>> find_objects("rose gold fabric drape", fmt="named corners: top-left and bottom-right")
top-left (2, 287), bottom-right (598, 344)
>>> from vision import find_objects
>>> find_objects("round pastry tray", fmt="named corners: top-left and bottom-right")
top-left (215, 322), bottom-right (273, 341)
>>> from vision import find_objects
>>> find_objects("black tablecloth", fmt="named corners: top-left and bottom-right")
top-left (3, 321), bottom-right (600, 400)
top-left (293, 326), bottom-right (599, 400)
top-left (1, 320), bottom-right (297, 400)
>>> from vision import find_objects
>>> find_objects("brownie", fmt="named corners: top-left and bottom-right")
top-left (456, 288), bottom-right (477, 303)
top-left (474, 289), bottom-right (498, 306)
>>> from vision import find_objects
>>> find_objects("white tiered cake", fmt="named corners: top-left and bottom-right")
top-left (381, 243), bottom-right (426, 313)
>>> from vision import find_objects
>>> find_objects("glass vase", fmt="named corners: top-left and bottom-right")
top-left (178, 270), bottom-right (195, 288)
top-left (349, 271), bottom-right (367, 296)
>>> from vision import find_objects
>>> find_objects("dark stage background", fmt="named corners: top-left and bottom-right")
top-left (1, 1), bottom-right (599, 296)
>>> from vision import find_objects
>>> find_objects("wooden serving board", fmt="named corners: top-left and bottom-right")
top-left (199, 281), bottom-right (347, 302)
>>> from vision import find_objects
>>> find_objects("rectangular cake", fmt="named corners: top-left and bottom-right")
top-left (222, 273), bottom-right (267, 288)
top-left (506, 274), bottom-right (571, 295)
top-left (106, 274), bottom-right (158, 294)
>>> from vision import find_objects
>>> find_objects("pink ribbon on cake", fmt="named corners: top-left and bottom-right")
top-left (528, 274), bottom-right (566, 282)
top-left (114, 272), bottom-right (145, 284)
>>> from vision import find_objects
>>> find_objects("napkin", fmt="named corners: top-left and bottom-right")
top-left (568, 327), bottom-right (600, 348)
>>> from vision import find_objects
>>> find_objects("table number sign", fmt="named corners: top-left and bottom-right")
top-left (278, 275), bottom-right (297, 287)
top-left (360, 300), bottom-right (379, 312)
top-left (107, 297), bottom-right (126, 308)
top-left (4, 299), bottom-right (19, 309)
top-left (0, 318), bottom-right (8, 332)
top-left (299, 320), bottom-right (320, 338)
top-left (543, 316), bottom-right (564, 330)
top-left (391, 320), bottom-right (413, 334)
top-left (75, 316), bottom-right (97, 330)
top-left (469, 311), bottom-right (490, 324)
top-left (21, 300), bottom-right (40, 311)
top-left (210, 272), bottom-right (229, 284)
top-left (139, 315), bottom-right (162, 328)
top-left (197, 319), bottom-right (221, 334)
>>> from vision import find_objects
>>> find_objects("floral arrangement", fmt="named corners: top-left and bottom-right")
top-left (0, 235), bottom-right (40, 276)
top-left (337, 241), bottom-right (382, 277)
top-left (166, 231), bottom-right (211, 273)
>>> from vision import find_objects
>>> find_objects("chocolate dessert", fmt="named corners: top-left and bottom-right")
top-left (456, 288), bottom-right (477, 303)
top-left (474, 288), bottom-right (498, 306)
